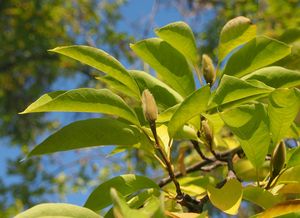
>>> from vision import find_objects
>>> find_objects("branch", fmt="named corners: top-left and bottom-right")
top-left (158, 146), bottom-right (242, 187)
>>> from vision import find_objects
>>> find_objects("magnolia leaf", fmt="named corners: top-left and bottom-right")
top-left (258, 200), bottom-right (300, 218)
top-left (243, 66), bottom-right (300, 88)
top-left (277, 166), bottom-right (300, 184)
top-left (218, 16), bottom-right (256, 62)
top-left (209, 75), bottom-right (273, 109)
top-left (15, 203), bottom-right (102, 218)
top-left (130, 38), bottom-right (195, 97)
top-left (155, 21), bottom-right (199, 64)
top-left (84, 174), bottom-right (159, 211)
top-left (221, 104), bottom-right (270, 168)
top-left (268, 88), bottom-right (300, 149)
top-left (28, 119), bottom-right (148, 156)
top-left (129, 70), bottom-right (183, 110)
top-left (49, 45), bottom-right (140, 97)
top-left (287, 147), bottom-right (300, 168)
top-left (243, 186), bottom-right (282, 209)
top-left (207, 178), bottom-right (242, 215)
top-left (168, 86), bottom-right (211, 137)
top-left (222, 36), bottom-right (291, 78)
top-left (20, 88), bottom-right (140, 126)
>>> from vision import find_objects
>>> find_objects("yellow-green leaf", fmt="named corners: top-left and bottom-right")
top-left (207, 178), bottom-right (242, 215)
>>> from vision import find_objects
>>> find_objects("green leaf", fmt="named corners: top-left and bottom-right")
top-left (129, 70), bottom-right (183, 110)
top-left (243, 67), bottom-right (300, 88)
top-left (20, 88), bottom-right (140, 126)
top-left (130, 38), bottom-right (195, 97)
top-left (28, 118), bottom-right (148, 156)
top-left (218, 16), bottom-right (256, 62)
top-left (168, 86), bottom-right (211, 137)
top-left (221, 104), bottom-right (271, 168)
top-left (157, 104), bottom-right (180, 123)
top-left (209, 75), bottom-right (273, 109)
top-left (222, 36), bottom-right (291, 78)
top-left (258, 200), bottom-right (300, 218)
top-left (277, 166), bottom-right (300, 184)
top-left (207, 178), bottom-right (242, 215)
top-left (110, 188), bottom-right (149, 218)
top-left (96, 76), bottom-right (138, 99)
top-left (287, 147), bottom-right (300, 168)
top-left (84, 174), bottom-right (159, 211)
top-left (49, 45), bottom-right (140, 97)
top-left (243, 186), bottom-right (282, 209)
top-left (268, 88), bottom-right (300, 149)
top-left (15, 203), bottom-right (102, 218)
top-left (155, 21), bottom-right (198, 64)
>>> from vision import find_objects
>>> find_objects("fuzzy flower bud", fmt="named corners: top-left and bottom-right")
top-left (271, 141), bottom-right (286, 178)
top-left (142, 89), bottom-right (158, 122)
top-left (201, 119), bottom-right (213, 145)
top-left (202, 54), bottom-right (216, 85)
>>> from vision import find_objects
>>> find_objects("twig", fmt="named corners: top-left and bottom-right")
top-left (191, 140), bottom-right (213, 161)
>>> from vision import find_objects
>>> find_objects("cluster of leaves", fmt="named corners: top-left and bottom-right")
top-left (17, 16), bottom-right (300, 217)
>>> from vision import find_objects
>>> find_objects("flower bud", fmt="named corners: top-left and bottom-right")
top-left (271, 141), bottom-right (286, 178)
top-left (142, 89), bottom-right (158, 122)
top-left (201, 119), bottom-right (213, 145)
top-left (202, 54), bottom-right (215, 85)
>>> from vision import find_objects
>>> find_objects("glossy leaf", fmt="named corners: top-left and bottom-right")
top-left (287, 147), bottom-right (300, 168)
top-left (84, 174), bottom-right (159, 211)
top-left (21, 88), bottom-right (140, 126)
top-left (28, 119), bottom-right (148, 156)
top-left (155, 21), bottom-right (198, 64)
top-left (243, 186), bottom-right (281, 209)
top-left (243, 66), bottom-right (300, 88)
top-left (130, 38), bottom-right (195, 97)
top-left (49, 45), bottom-right (140, 96)
top-left (129, 70), bottom-right (183, 110)
top-left (209, 75), bottom-right (273, 109)
top-left (157, 104), bottom-right (180, 123)
top-left (258, 200), bottom-right (300, 218)
top-left (222, 36), bottom-right (291, 78)
top-left (221, 104), bottom-right (271, 168)
top-left (277, 166), bottom-right (300, 184)
top-left (268, 88), bottom-right (300, 149)
top-left (207, 179), bottom-right (242, 215)
top-left (218, 16), bottom-right (256, 62)
top-left (168, 86), bottom-right (211, 137)
top-left (15, 203), bottom-right (102, 218)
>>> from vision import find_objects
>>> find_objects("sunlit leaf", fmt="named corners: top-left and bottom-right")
top-left (287, 147), bottom-right (300, 168)
top-left (243, 67), bottom-right (300, 88)
top-left (168, 86), bottom-right (211, 137)
top-left (268, 88), bottom-right (300, 149)
top-left (221, 104), bottom-right (271, 168)
top-left (155, 21), bottom-right (199, 64)
top-left (49, 45), bottom-right (140, 97)
top-left (209, 75), bottom-right (273, 109)
top-left (129, 70), bottom-right (183, 110)
top-left (28, 119), bottom-right (149, 156)
top-left (20, 88), bottom-right (140, 126)
top-left (15, 203), bottom-right (102, 218)
top-left (222, 36), bottom-right (291, 78)
top-left (258, 200), bottom-right (300, 218)
top-left (84, 174), bottom-right (159, 211)
top-left (130, 38), bottom-right (195, 97)
top-left (207, 178), bottom-right (242, 215)
top-left (277, 166), bottom-right (300, 184)
top-left (218, 16), bottom-right (256, 62)
top-left (243, 186), bottom-right (282, 209)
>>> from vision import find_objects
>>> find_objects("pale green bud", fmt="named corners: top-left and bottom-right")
top-left (142, 89), bottom-right (158, 122)
top-left (202, 54), bottom-right (215, 85)
top-left (201, 119), bottom-right (213, 145)
top-left (271, 141), bottom-right (286, 178)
